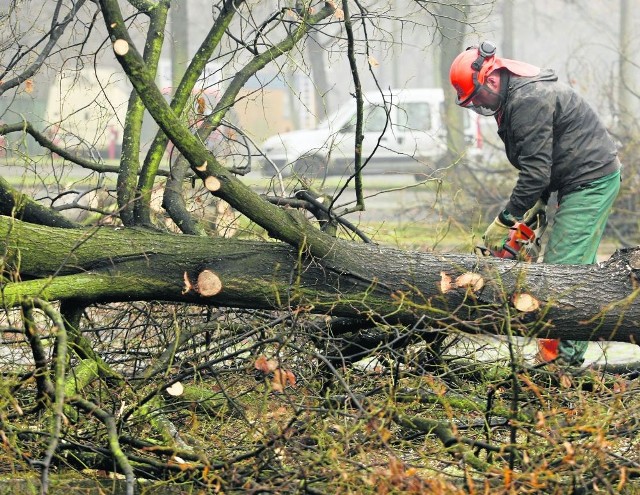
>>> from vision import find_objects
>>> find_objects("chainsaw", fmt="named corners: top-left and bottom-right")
top-left (477, 211), bottom-right (548, 262)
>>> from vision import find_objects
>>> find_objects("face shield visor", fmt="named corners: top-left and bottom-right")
top-left (466, 104), bottom-right (500, 116)
top-left (460, 84), bottom-right (503, 116)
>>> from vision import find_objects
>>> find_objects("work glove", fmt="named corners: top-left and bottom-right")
top-left (482, 213), bottom-right (513, 251)
top-left (522, 199), bottom-right (547, 227)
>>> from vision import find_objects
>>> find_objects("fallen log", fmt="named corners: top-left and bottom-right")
top-left (1, 216), bottom-right (638, 343)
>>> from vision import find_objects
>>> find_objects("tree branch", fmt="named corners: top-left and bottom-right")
top-left (0, 0), bottom-right (89, 95)
top-left (0, 121), bottom-right (171, 177)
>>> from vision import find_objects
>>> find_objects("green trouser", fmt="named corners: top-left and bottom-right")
top-left (543, 169), bottom-right (621, 364)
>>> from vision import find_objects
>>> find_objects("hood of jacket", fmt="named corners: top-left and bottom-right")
top-left (506, 68), bottom-right (558, 96)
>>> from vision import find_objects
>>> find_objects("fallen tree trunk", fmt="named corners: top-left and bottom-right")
top-left (1, 216), bottom-right (639, 343)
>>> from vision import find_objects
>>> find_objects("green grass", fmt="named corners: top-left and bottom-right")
top-left (358, 220), bottom-right (477, 253)
top-left (1, 155), bottom-right (623, 260)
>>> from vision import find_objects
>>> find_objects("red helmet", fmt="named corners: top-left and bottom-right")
top-left (449, 41), bottom-right (540, 106)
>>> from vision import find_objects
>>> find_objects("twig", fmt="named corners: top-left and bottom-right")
top-left (68, 396), bottom-right (136, 495)
top-left (21, 299), bottom-right (68, 495)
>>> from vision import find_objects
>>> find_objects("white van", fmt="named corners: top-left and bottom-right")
top-left (260, 88), bottom-right (483, 178)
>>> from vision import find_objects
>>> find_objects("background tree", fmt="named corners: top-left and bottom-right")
top-left (435, 0), bottom-right (469, 162)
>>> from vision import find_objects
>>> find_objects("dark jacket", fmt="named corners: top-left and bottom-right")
top-left (497, 69), bottom-right (620, 217)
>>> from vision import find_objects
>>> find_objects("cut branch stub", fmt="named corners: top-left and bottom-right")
top-left (439, 272), bottom-right (453, 293)
top-left (204, 176), bottom-right (221, 192)
top-left (440, 271), bottom-right (484, 293)
top-left (197, 269), bottom-right (222, 297)
top-left (113, 39), bottom-right (129, 56)
top-left (455, 272), bottom-right (485, 292)
top-left (512, 292), bottom-right (540, 312)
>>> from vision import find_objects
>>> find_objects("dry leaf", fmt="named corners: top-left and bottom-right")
top-left (255, 355), bottom-right (268, 372)
top-left (388, 457), bottom-right (404, 477)
top-left (613, 378), bottom-right (627, 394)
top-left (333, 8), bottom-right (344, 20)
top-left (618, 467), bottom-right (627, 492)
top-left (378, 426), bottom-right (391, 443)
top-left (271, 374), bottom-right (284, 392)
top-left (271, 368), bottom-right (296, 392)
top-left (196, 96), bottom-right (206, 114)
top-left (368, 55), bottom-right (380, 68)
top-left (166, 381), bottom-right (184, 396)
top-left (536, 410), bottom-right (546, 428)
top-left (25, 79), bottom-right (34, 94)
top-left (255, 355), bottom-right (278, 373)
top-left (169, 456), bottom-right (193, 471)
top-left (283, 369), bottom-right (296, 387)
top-left (562, 441), bottom-right (576, 465)
top-left (559, 373), bottom-right (573, 389)
top-left (503, 467), bottom-right (512, 488)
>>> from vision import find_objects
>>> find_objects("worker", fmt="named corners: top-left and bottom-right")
top-left (449, 41), bottom-right (621, 366)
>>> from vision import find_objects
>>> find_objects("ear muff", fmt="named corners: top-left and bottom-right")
top-left (469, 41), bottom-right (497, 92)
top-left (471, 41), bottom-right (497, 72)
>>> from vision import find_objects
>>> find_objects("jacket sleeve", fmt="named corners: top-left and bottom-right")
top-left (504, 93), bottom-right (554, 217)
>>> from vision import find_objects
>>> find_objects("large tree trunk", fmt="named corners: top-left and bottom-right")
top-left (436, 1), bottom-right (469, 160)
top-left (2, 216), bottom-right (639, 343)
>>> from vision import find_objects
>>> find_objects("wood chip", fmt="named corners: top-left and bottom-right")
top-left (166, 382), bottom-right (184, 396)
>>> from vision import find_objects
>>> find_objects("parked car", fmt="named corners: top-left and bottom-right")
top-left (260, 88), bottom-right (483, 179)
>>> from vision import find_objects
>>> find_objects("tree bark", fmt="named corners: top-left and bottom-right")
top-left (2, 216), bottom-right (639, 344)
top-left (436, 1), bottom-right (468, 160)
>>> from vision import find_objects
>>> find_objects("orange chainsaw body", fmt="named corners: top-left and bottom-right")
top-left (490, 222), bottom-right (537, 261)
